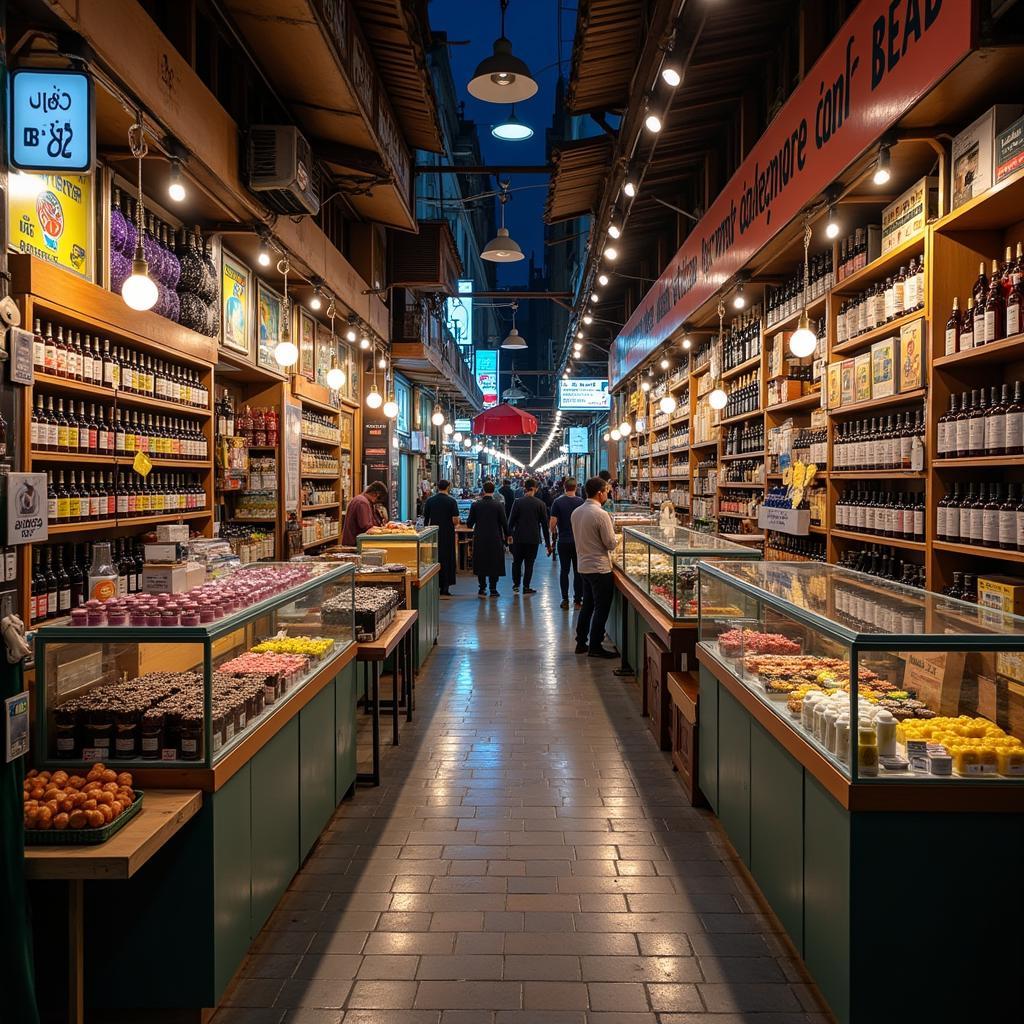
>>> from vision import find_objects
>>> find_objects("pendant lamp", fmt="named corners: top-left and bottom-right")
top-left (273, 258), bottom-right (299, 368)
top-left (468, 0), bottom-right (538, 103)
top-left (121, 121), bottom-right (158, 312)
top-left (491, 106), bottom-right (534, 141)
top-left (708, 301), bottom-right (728, 411)
top-left (482, 191), bottom-right (524, 263)
top-left (790, 221), bottom-right (818, 358)
top-left (501, 303), bottom-right (527, 349)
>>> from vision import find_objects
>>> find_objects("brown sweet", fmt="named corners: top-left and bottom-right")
top-left (23, 763), bottom-right (136, 833)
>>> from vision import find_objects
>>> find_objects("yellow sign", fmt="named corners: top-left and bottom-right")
top-left (133, 451), bottom-right (153, 478)
top-left (8, 172), bottom-right (93, 279)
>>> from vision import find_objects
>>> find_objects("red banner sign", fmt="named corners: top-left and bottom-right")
top-left (610, 0), bottom-right (974, 389)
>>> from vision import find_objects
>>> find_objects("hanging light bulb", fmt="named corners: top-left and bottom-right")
top-left (366, 384), bottom-right (383, 409)
top-left (641, 381), bottom-right (651, 393)
top-left (598, 273), bottom-right (609, 286)
top-left (309, 286), bottom-right (323, 311)
top-left (275, 338), bottom-right (298, 367)
top-left (602, 432), bottom-right (610, 442)
top-left (443, 422), bottom-right (454, 436)
top-left (618, 420), bottom-right (632, 437)
top-left (326, 355), bottom-right (346, 390)
top-left (345, 321), bottom-right (358, 342)
top-left (591, 292), bottom-right (600, 302)
top-left (467, 1), bottom-right (539, 103)
top-left (709, 386), bottom-right (728, 410)
top-left (610, 428), bottom-right (622, 441)
top-left (732, 280), bottom-right (746, 309)
top-left (378, 354), bottom-right (387, 370)
top-left (383, 394), bottom-right (399, 419)
top-left (274, 257), bottom-right (299, 368)
top-left (121, 121), bottom-right (158, 312)
top-left (604, 245), bottom-right (618, 260)
top-left (359, 335), bottom-right (371, 350)
top-left (482, 190), bottom-right (525, 262)
top-left (789, 221), bottom-right (818, 358)
top-left (708, 299), bottom-right (728, 410)
top-left (453, 431), bottom-right (463, 442)
top-left (491, 106), bottom-right (534, 141)
top-left (660, 357), bottom-right (670, 370)
top-left (501, 302), bottom-right (528, 349)
top-left (659, 394), bottom-right (677, 415)
top-left (563, 370), bottom-right (570, 379)
top-left (825, 205), bottom-right (840, 240)
top-left (577, 330), bottom-right (585, 339)
top-left (167, 157), bottom-right (186, 202)
top-left (258, 237), bottom-right (272, 267)
top-left (431, 405), bottom-right (445, 426)
top-left (873, 144), bottom-right (892, 186)
top-left (583, 314), bottom-right (593, 324)
top-left (463, 437), bottom-right (473, 448)
top-left (623, 179), bottom-right (637, 198)
top-left (645, 112), bottom-right (663, 134)
top-left (682, 336), bottom-right (692, 350)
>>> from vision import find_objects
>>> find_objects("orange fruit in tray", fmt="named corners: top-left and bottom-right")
top-left (23, 764), bottom-right (136, 832)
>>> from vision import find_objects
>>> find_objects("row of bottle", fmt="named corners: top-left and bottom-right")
top-left (937, 482), bottom-right (1024, 550)
top-left (836, 227), bottom-right (875, 281)
top-left (716, 515), bottom-right (750, 536)
top-left (302, 483), bottom-right (337, 507)
top-left (766, 250), bottom-right (833, 325)
top-left (832, 409), bottom-right (925, 470)
top-left (32, 320), bottom-right (209, 408)
top-left (937, 385), bottom-right (1024, 459)
top-left (721, 459), bottom-right (763, 484)
top-left (836, 545), bottom-right (925, 588)
top-left (792, 427), bottom-right (828, 467)
top-left (31, 539), bottom-right (146, 625)
top-left (722, 371), bottom-right (760, 419)
top-left (942, 572), bottom-right (979, 605)
top-left (765, 533), bottom-right (826, 561)
top-left (834, 489), bottom-right (926, 541)
top-left (32, 396), bottom-right (208, 460)
top-left (46, 469), bottom-right (206, 522)
top-left (836, 256), bottom-right (925, 343)
top-left (834, 578), bottom-right (925, 633)
top-left (723, 423), bottom-right (764, 456)
top-left (948, 248), bottom-right (1024, 354)
top-left (718, 490), bottom-right (760, 517)
top-left (300, 447), bottom-right (339, 475)
top-left (691, 338), bottom-right (713, 368)
top-left (722, 313), bottom-right (763, 371)
top-left (301, 411), bottom-right (340, 443)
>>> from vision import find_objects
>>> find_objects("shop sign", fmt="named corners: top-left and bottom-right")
top-left (313, 0), bottom-right (349, 63)
top-left (9, 69), bottom-right (93, 173)
top-left (362, 412), bottom-right (390, 485)
top-left (610, 0), bottom-right (974, 389)
top-left (559, 378), bottom-right (611, 411)
top-left (283, 402), bottom-right (302, 513)
top-left (475, 349), bottom-right (499, 409)
top-left (6, 472), bottom-right (48, 544)
top-left (377, 101), bottom-right (410, 199)
top-left (567, 427), bottom-right (589, 454)
top-left (446, 280), bottom-right (474, 348)
top-left (5, 692), bottom-right (30, 762)
top-left (8, 171), bottom-right (93, 279)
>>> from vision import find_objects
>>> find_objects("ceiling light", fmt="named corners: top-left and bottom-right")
top-left (345, 322), bottom-right (358, 342)
top-left (661, 64), bottom-right (682, 88)
top-left (660, 358), bottom-right (670, 370)
top-left (682, 337), bottom-right (691, 350)
top-left (618, 420), bottom-right (632, 436)
top-left (607, 223), bottom-right (621, 240)
top-left (310, 287), bottom-right (323, 311)
top-left (873, 145), bottom-right (891, 186)
top-left (378, 354), bottom-right (387, 369)
top-left (623, 180), bottom-right (637, 198)
top-left (366, 384), bottom-right (383, 409)
top-left (453, 431), bottom-right (463, 442)
top-left (659, 394), bottom-right (677, 414)
top-left (383, 396), bottom-right (399, 419)
top-left (443, 422), bottom-right (454, 436)
top-left (563, 371), bottom-right (569, 379)
top-left (463, 437), bottom-right (473, 448)
top-left (604, 246), bottom-right (618, 260)
top-left (732, 282), bottom-right (746, 309)
top-left (359, 335), bottom-right (371, 350)
top-left (591, 292), bottom-right (600, 302)
top-left (789, 313), bottom-right (818, 358)
top-left (481, 225), bottom-right (525, 262)
top-left (122, 122), bottom-right (158, 312)
top-left (501, 304), bottom-right (528, 349)
top-left (583, 314), bottom-right (593, 324)
top-left (491, 106), bottom-right (534, 141)
top-left (825, 205), bottom-right (840, 239)
top-left (577, 330), bottom-right (584, 339)
top-left (610, 428), bottom-right (622, 441)
top-left (431, 405), bottom-right (445, 426)
top-left (274, 339), bottom-right (298, 368)
top-left (467, 1), bottom-right (538, 105)
top-left (326, 363), bottom-right (346, 390)
top-left (598, 273), bottom-right (609, 286)
top-left (645, 112), bottom-right (662, 133)
top-left (167, 158), bottom-right (186, 202)
top-left (708, 385), bottom-right (728, 410)
top-left (641, 381), bottom-right (651, 392)
top-left (602, 432), bottom-right (610, 442)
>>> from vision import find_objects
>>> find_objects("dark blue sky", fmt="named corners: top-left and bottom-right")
top-left (428, 0), bottom-right (574, 284)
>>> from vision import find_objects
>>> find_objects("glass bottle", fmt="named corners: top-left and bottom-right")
top-left (985, 258), bottom-right (1005, 344)
top-left (88, 541), bottom-right (118, 602)
top-left (945, 297), bottom-right (960, 355)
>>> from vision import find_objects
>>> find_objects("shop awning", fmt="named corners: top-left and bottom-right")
top-left (567, 0), bottom-right (647, 115)
top-left (473, 404), bottom-right (538, 436)
top-left (545, 136), bottom-right (614, 224)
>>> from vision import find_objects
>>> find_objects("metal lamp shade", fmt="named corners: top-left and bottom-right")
top-left (500, 328), bottom-right (527, 350)
top-left (481, 226), bottom-right (524, 263)
top-left (468, 37), bottom-right (538, 103)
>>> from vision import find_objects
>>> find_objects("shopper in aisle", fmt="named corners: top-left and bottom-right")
top-left (549, 477), bottom-right (585, 609)
top-left (422, 480), bottom-right (459, 597)
top-left (340, 480), bottom-right (388, 546)
top-left (572, 477), bottom-right (618, 658)
top-left (498, 478), bottom-right (515, 515)
top-left (507, 478), bottom-right (551, 595)
top-left (599, 469), bottom-right (616, 512)
top-left (466, 480), bottom-right (508, 598)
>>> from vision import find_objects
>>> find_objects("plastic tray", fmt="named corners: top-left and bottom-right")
top-left (24, 790), bottom-right (145, 846)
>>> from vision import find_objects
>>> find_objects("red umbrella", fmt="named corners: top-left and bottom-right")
top-left (472, 403), bottom-right (538, 435)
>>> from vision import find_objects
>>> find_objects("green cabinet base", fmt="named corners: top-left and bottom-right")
top-left (699, 665), bottom-right (1024, 1023)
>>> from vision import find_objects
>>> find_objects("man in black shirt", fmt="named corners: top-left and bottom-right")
top-left (498, 478), bottom-right (516, 516)
top-left (422, 480), bottom-right (460, 596)
top-left (549, 477), bottom-right (585, 608)
top-left (506, 478), bottom-right (551, 594)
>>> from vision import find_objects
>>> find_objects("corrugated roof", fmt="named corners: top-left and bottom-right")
top-left (545, 135), bottom-right (615, 223)
top-left (567, 0), bottom-right (648, 115)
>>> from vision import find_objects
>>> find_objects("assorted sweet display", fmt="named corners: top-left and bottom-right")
top-left (323, 585), bottom-right (401, 641)
top-left (719, 628), bottom-right (802, 657)
top-left (366, 523), bottom-right (420, 535)
top-left (250, 636), bottom-right (335, 660)
top-left (23, 765), bottom-right (137, 832)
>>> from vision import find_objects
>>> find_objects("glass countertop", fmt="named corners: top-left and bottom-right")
top-left (624, 524), bottom-right (759, 556)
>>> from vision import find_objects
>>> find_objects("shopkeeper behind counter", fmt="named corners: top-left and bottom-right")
top-left (341, 481), bottom-right (389, 546)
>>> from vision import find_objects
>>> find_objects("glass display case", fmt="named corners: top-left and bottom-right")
top-left (35, 562), bottom-right (356, 769)
top-left (698, 559), bottom-right (1024, 783)
top-left (357, 525), bottom-right (438, 576)
top-left (619, 525), bottom-right (759, 618)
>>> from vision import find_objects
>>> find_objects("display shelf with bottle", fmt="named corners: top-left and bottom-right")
top-left (293, 378), bottom-right (343, 546)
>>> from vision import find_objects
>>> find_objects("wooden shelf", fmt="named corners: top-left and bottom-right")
top-left (831, 309), bottom-right (925, 356)
top-left (720, 450), bottom-right (764, 461)
top-left (303, 535), bottom-right (340, 550)
top-left (300, 433), bottom-right (341, 447)
top-left (934, 454), bottom-right (1024, 468)
top-left (933, 331), bottom-right (1024, 369)
top-left (31, 450), bottom-right (210, 469)
top-left (719, 408), bottom-right (764, 426)
top-left (933, 163), bottom-right (1024, 234)
top-left (830, 233), bottom-right (925, 296)
top-left (830, 528), bottom-right (926, 552)
top-left (831, 470), bottom-right (925, 479)
top-left (230, 516), bottom-right (277, 523)
top-left (828, 387), bottom-right (926, 417)
top-left (722, 353), bottom-right (762, 381)
top-left (765, 293), bottom-right (828, 333)
top-left (691, 438), bottom-right (718, 450)
top-left (934, 540), bottom-right (1024, 564)
top-left (766, 392), bottom-right (821, 414)
top-left (718, 481), bottom-right (764, 489)
top-left (32, 373), bottom-right (212, 417)
top-left (809, 524), bottom-right (828, 534)
top-left (47, 509), bottom-right (211, 534)
top-left (301, 472), bottom-right (339, 479)
top-left (301, 502), bottom-right (339, 513)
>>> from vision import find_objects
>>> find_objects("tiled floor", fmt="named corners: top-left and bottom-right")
top-left (214, 559), bottom-right (832, 1024)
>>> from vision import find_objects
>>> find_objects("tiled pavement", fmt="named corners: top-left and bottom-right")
top-left (213, 559), bottom-right (833, 1024)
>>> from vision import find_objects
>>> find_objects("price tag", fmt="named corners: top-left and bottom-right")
top-left (133, 450), bottom-right (153, 477)
top-left (5, 692), bottom-right (29, 762)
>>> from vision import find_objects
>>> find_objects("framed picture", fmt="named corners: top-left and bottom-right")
top-left (348, 349), bottom-right (360, 403)
top-left (220, 250), bottom-right (252, 357)
top-left (256, 280), bottom-right (283, 370)
top-left (315, 323), bottom-right (335, 389)
top-left (340, 409), bottom-right (353, 449)
top-left (298, 308), bottom-right (316, 380)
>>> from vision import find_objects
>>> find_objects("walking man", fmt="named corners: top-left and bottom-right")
top-left (466, 481), bottom-right (508, 597)
top-left (498, 478), bottom-right (516, 516)
top-left (571, 477), bottom-right (618, 658)
top-left (507, 478), bottom-right (551, 594)
top-left (549, 477), bottom-right (584, 609)
top-left (422, 480), bottom-right (459, 597)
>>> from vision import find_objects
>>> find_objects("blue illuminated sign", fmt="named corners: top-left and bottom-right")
top-left (9, 69), bottom-right (93, 173)
top-left (568, 427), bottom-right (589, 454)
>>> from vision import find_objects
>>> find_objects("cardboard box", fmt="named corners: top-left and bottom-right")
top-left (840, 359), bottom-right (855, 406)
top-left (767, 379), bottom-right (804, 407)
top-left (156, 524), bottom-right (190, 543)
top-left (826, 363), bottom-right (842, 409)
top-left (899, 318), bottom-right (925, 392)
top-left (141, 561), bottom-right (205, 594)
top-left (979, 575), bottom-right (1024, 616)
top-left (144, 541), bottom-right (189, 564)
top-left (769, 334), bottom-right (790, 378)
top-left (854, 352), bottom-right (871, 404)
top-left (881, 177), bottom-right (937, 253)
top-left (995, 114), bottom-right (1024, 183)
top-left (952, 105), bottom-right (1024, 210)
top-left (871, 337), bottom-right (896, 398)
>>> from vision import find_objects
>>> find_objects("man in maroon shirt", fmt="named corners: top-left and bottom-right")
top-left (341, 481), bottom-right (388, 546)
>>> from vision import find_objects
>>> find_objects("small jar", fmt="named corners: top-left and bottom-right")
top-left (113, 710), bottom-right (139, 758)
top-left (107, 606), bottom-right (128, 627)
top-left (87, 607), bottom-right (106, 627)
top-left (178, 714), bottom-right (202, 761)
top-left (85, 709), bottom-right (113, 754)
top-left (835, 716), bottom-right (851, 762)
top-left (801, 692), bottom-right (823, 731)
top-left (146, 609), bottom-right (162, 627)
top-left (875, 710), bottom-right (897, 757)
top-left (156, 593), bottom-right (170, 606)
top-left (130, 610), bottom-right (148, 627)
top-left (858, 725), bottom-right (879, 777)
top-left (70, 608), bottom-right (88, 627)
top-left (824, 707), bottom-right (839, 752)
top-left (161, 607), bottom-right (180, 627)
top-left (180, 604), bottom-right (200, 626)
top-left (140, 711), bottom-right (164, 759)
top-left (53, 706), bottom-right (80, 758)
top-left (199, 605), bottom-right (216, 623)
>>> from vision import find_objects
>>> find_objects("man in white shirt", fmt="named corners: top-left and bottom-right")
top-left (570, 477), bottom-right (619, 658)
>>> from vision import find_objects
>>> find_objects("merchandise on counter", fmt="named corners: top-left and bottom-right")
top-left (718, 628), bottom-right (801, 658)
top-left (23, 764), bottom-right (137, 832)
top-left (323, 584), bottom-right (401, 640)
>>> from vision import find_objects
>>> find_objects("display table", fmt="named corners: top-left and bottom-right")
top-left (357, 609), bottom-right (417, 785)
top-left (25, 789), bottom-right (203, 1024)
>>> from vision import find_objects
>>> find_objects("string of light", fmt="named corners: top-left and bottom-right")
top-left (529, 410), bottom-right (563, 467)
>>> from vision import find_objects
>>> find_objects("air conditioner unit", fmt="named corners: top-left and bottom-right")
top-left (248, 125), bottom-right (320, 216)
